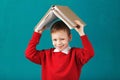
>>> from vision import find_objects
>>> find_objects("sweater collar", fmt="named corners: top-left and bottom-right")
top-left (54, 46), bottom-right (71, 54)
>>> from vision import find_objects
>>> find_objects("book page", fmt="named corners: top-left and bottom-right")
top-left (34, 9), bottom-right (57, 31)
top-left (53, 9), bottom-right (73, 29)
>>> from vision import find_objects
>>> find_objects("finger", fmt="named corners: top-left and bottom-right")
top-left (74, 20), bottom-right (85, 27)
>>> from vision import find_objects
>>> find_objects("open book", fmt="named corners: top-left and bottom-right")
top-left (34, 5), bottom-right (86, 31)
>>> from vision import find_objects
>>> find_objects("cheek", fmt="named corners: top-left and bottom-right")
top-left (63, 40), bottom-right (69, 45)
top-left (52, 41), bottom-right (56, 46)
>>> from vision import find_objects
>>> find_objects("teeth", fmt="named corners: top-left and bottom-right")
top-left (57, 45), bottom-right (63, 48)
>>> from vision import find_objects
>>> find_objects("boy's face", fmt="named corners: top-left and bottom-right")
top-left (51, 30), bottom-right (72, 51)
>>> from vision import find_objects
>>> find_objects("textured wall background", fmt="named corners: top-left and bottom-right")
top-left (0, 0), bottom-right (120, 80)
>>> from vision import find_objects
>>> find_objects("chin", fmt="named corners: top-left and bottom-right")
top-left (57, 48), bottom-right (64, 51)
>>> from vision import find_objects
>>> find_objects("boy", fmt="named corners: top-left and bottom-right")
top-left (25, 20), bottom-right (94, 80)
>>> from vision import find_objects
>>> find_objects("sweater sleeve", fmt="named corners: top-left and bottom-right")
top-left (76, 35), bottom-right (94, 65)
top-left (25, 32), bottom-right (45, 65)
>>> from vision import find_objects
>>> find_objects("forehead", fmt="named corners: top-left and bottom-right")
top-left (51, 30), bottom-right (68, 38)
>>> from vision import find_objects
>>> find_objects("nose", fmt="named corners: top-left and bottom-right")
top-left (57, 40), bottom-right (62, 45)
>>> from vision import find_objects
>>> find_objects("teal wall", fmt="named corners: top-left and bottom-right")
top-left (0, 0), bottom-right (120, 80)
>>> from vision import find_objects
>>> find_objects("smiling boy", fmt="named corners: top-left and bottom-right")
top-left (25, 20), bottom-right (94, 80)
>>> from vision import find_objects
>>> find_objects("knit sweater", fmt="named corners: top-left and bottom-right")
top-left (25, 32), bottom-right (94, 80)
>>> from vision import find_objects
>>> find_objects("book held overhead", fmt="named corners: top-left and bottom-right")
top-left (34, 5), bottom-right (86, 32)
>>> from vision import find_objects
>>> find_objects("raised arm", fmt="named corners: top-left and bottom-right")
top-left (25, 26), bottom-right (46, 64)
top-left (74, 20), bottom-right (94, 64)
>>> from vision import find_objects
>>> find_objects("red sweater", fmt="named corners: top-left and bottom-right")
top-left (25, 32), bottom-right (94, 80)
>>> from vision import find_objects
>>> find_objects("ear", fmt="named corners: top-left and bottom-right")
top-left (69, 34), bottom-right (72, 41)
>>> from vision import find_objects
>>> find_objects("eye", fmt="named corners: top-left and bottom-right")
top-left (53, 39), bottom-right (57, 41)
top-left (60, 38), bottom-right (65, 40)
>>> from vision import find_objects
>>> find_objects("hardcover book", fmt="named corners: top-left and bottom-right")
top-left (34, 5), bottom-right (86, 31)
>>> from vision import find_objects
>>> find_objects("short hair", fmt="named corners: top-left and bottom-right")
top-left (50, 21), bottom-right (71, 35)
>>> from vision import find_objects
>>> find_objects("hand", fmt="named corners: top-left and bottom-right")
top-left (34, 26), bottom-right (46, 34)
top-left (74, 20), bottom-right (85, 36)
